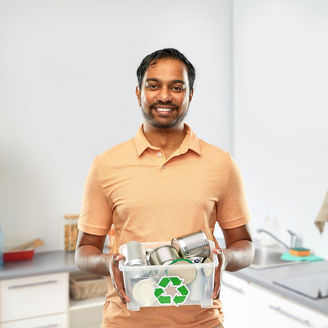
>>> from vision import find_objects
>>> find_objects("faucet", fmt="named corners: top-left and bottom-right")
top-left (256, 228), bottom-right (303, 249)
top-left (286, 229), bottom-right (303, 248)
top-left (256, 228), bottom-right (289, 249)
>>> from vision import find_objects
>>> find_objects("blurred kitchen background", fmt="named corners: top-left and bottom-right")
top-left (1, 0), bottom-right (327, 256)
top-left (0, 0), bottom-right (328, 327)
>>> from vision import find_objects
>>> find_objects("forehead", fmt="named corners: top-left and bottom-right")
top-left (143, 58), bottom-right (188, 83)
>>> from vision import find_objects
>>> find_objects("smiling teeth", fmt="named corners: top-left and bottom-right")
top-left (155, 108), bottom-right (173, 112)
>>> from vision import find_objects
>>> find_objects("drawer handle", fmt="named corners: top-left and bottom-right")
top-left (269, 305), bottom-right (312, 326)
top-left (31, 325), bottom-right (59, 328)
top-left (8, 280), bottom-right (58, 289)
top-left (222, 281), bottom-right (244, 294)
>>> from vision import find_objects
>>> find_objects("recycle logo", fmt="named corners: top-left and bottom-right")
top-left (154, 276), bottom-right (190, 306)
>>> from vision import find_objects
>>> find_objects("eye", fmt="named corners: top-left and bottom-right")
top-left (146, 84), bottom-right (159, 90)
top-left (172, 86), bottom-right (184, 92)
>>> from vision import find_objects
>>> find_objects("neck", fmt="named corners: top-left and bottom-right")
top-left (142, 121), bottom-right (186, 151)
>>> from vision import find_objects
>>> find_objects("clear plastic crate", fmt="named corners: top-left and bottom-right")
top-left (119, 240), bottom-right (218, 311)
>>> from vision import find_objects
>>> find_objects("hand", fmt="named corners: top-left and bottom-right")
top-left (212, 248), bottom-right (227, 300)
top-left (108, 253), bottom-right (130, 304)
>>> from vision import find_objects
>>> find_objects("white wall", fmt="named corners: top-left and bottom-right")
top-left (233, 0), bottom-right (328, 257)
top-left (0, 0), bottom-right (233, 251)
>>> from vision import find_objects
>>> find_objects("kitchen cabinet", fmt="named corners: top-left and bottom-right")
top-left (0, 271), bottom-right (104, 328)
top-left (1, 313), bottom-right (67, 328)
top-left (221, 274), bottom-right (328, 328)
top-left (220, 273), bottom-right (251, 328)
top-left (247, 283), bottom-right (328, 328)
top-left (0, 272), bottom-right (69, 327)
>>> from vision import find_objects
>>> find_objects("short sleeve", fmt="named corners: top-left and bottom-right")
top-left (78, 157), bottom-right (112, 235)
top-left (217, 154), bottom-right (251, 229)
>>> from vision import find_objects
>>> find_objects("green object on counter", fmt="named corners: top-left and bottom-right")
top-left (281, 252), bottom-right (324, 262)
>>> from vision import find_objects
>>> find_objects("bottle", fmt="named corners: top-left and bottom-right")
top-left (64, 214), bottom-right (79, 251)
top-left (0, 226), bottom-right (3, 266)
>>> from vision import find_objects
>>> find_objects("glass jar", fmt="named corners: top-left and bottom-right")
top-left (64, 214), bottom-right (79, 251)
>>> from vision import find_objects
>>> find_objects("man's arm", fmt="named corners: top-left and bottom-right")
top-left (75, 231), bottom-right (130, 303)
top-left (75, 231), bottom-right (109, 275)
top-left (212, 224), bottom-right (255, 299)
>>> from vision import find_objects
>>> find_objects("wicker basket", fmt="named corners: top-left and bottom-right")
top-left (70, 272), bottom-right (108, 300)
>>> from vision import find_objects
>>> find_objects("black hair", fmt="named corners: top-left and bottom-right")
top-left (136, 48), bottom-right (195, 93)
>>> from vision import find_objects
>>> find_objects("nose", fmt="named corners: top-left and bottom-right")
top-left (157, 86), bottom-right (172, 103)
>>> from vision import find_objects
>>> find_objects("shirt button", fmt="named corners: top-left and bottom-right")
top-left (157, 152), bottom-right (162, 157)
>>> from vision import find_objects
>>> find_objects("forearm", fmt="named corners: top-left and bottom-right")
top-left (222, 240), bottom-right (255, 272)
top-left (75, 245), bottom-right (111, 276)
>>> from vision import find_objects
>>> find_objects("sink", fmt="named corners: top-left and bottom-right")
top-left (250, 247), bottom-right (298, 269)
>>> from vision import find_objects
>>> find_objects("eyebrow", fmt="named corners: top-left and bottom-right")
top-left (145, 78), bottom-right (186, 85)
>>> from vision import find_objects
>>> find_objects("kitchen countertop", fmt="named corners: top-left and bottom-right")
top-left (0, 251), bottom-right (78, 280)
top-left (0, 250), bottom-right (327, 316)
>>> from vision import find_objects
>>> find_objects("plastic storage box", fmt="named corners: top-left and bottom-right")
top-left (119, 240), bottom-right (218, 311)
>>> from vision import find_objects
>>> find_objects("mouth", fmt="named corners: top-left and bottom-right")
top-left (152, 106), bottom-right (177, 113)
top-left (154, 108), bottom-right (174, 112)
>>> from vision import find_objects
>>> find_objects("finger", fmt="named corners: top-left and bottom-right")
top-left (213, 248), bottom-right (225, 272)
top-left (114, 270), bottom-right (130, 303)
top-left (212, 266), bottom-right (222, 300)
top-left (112, 254), bottom-right (130, 303)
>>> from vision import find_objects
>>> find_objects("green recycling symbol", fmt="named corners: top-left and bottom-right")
top-left (154, 276), bottom-right (190, 306)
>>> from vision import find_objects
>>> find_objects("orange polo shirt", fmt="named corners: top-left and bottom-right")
top-left (78, 124), bottom-right (250, 328)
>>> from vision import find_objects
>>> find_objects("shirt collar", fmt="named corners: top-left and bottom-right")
top-left (134, 123), bottom-right (201, 157)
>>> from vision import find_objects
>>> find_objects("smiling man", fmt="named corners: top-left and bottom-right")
top-left (75, 48), bottom-right (254, 328)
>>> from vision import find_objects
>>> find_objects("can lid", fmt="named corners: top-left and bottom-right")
top-left (170, 258), bottom-right (193, 265)
top-left (202, 257), bottom-right (213, 277)
top-left (167, 259), bottom-right (197, 285)
top-left (132, 278), bottom-right (157, 306)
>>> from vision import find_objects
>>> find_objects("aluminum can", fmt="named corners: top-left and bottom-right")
top-left (149, 245), bottom-right (180, 265)
top-left (171, 230), bottom-right (210, 259)
top-left (121, 241), bottom-right (147, 279)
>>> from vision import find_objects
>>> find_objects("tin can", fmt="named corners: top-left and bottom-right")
top-left (149, 245), bottom-right (180, 265)
top-left (167, 258), bottom-right (197, 285)
top-left (191, 257), bottom-right (204, 264)
top-left (131, 278), bottom-right (157, 306)
top-left (121, 241), bottom-right (147, 279)
top-left (188, 268), bottom-right (203, 301)
top-left (202, 257), bottom-right (214, 277)
top-left (171, 231), bottom-right (210, 259)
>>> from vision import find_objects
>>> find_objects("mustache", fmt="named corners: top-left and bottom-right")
top-left (150, 101), bottom-right (178, 109)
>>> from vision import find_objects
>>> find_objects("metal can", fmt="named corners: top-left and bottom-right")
top-left (121, 241), bottom-right (147, 279)
top-left (149, 245), bottom-right (180, 265)
top-left (167, 258), bottom-right (197, 285)
top-left (171, 230), bottom-right (210, 259)
top-left (131, 278), bottom-right (157, 306)
top-left (202, 257), bottom-right (214, 277)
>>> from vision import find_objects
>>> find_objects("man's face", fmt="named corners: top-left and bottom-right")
top-left (136, 58), bottom-right (193, 129)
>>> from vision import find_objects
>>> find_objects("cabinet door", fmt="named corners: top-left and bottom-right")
top-left (220, 274), bottom-right (251, 328)
top-left (0, 273), bottom-right (68, 322)
top-left (247, 283), bottom-right (328, 328)
top-left (0, 313), bottom-right (67, 328)
top-left (266, 291), bottom-right (328, 328)
top-left (246, 283), bottom-right (275, 328)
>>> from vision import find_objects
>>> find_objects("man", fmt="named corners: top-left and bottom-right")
top-left (75, 48), bottom-right (254, 328)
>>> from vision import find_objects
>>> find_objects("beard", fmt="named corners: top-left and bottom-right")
top-left (141, 102), bottom-right (189, 129)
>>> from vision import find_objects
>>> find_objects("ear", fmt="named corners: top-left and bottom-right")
top-left (189, 89), bottom-right (194, 102)
top-left (136, 86), bottom-right (141, 106)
